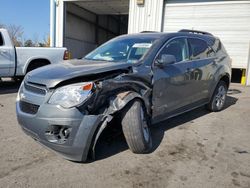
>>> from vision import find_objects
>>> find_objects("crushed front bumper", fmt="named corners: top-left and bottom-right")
top-left (16, 101), bottom-right (104, 162)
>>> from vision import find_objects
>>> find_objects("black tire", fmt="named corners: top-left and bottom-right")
top-left (206, 80), bottom-right (228, 112)
top-left (12, 76), bottom-right (24, 82)
top-left (121, 100), bottom-right (152, 153)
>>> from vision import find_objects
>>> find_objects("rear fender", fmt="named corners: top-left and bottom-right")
top-left (208, 64), bottom-right (231, 100)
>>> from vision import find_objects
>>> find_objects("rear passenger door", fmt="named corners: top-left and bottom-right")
top-left (187, 37), bottom-right (216, 103)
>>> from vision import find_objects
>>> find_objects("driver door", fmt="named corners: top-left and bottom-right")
top-left (152, 37), bottom-right (193, 123)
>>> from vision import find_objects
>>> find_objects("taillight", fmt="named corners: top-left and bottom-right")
top-left (63, 50), bottom-right (70, 60)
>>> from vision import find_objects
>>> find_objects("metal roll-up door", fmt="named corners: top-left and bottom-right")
top-left (163, 0), bottom-right (250, 69)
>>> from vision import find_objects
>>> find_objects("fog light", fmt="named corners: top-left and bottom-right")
top-left (45, 125), bottom-right (72, 144)
top-left (61, 128), bottom-right (71, 139)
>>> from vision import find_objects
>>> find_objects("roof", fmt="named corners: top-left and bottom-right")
top-left (116, 30), bottom-right (216, 43)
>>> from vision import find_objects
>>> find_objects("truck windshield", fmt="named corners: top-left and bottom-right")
top-left (84, 37), bottom-right (157, 63)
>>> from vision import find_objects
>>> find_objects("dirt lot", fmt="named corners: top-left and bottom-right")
top-left (0, 80), bottom-right (250, 188)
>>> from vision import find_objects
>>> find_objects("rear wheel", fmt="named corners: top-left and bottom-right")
top-left (206, 80), bottom-right (228, 112)
top-left (121, 100), bottom-right (152, 153)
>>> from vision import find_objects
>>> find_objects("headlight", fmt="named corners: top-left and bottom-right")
top-left (16, 81), bottom-right (24, 102)
top-left (48, 82), bottom-right (94, 108)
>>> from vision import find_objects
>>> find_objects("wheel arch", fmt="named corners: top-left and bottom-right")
top-left (89, 91), bottom-right (150, 160)
top-left (209, 73), bottom-right (231, 102)
top-left (25, 58), bottom-right (51, 74)
top-left (105, 91), bottom-right (150, 117)
top-left (219, 73), bottom-right (230, 89)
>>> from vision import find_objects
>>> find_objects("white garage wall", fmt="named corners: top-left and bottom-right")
top-left (128, 0), bottom-right (164, 33)
top-left (163, 1), bottom-right (250, 70)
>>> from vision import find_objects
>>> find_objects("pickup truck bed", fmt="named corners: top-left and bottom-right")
top-left (0, 28), bottom-right (68, 78)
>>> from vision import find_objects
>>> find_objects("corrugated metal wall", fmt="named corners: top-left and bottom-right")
top-left (128, 0), bottom-right (164, 33)
top-left (64, 2), bottom-right (128, 58)
top-left (65, 3), bottom-right (97, 58)
top-left (163, 0), bottom-right (250, 70)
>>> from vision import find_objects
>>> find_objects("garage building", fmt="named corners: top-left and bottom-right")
top-left (50, 0), bottom-right (250, 85)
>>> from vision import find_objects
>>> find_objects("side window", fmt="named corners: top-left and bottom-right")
top-left (188, 38), bottom-right (210, 60)
top-left (129, 47), bottom-right (148, 60)
top-left (157, 38), bottom-right (188, 63)
top-left (0, 33), bottom-right (4, 46)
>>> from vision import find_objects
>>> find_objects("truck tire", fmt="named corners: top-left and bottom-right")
top-left (206, 80), bottom-right (228, 112)
top-left (121, 99), bottom-right (152, 153)
top-left (12, 76), bottom-right (24, 82)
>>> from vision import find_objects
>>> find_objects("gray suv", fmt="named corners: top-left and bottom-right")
top-left (16, 30), bottom-right (231, 162)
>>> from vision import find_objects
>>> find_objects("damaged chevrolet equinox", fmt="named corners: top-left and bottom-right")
top-left (16, 30), bottom-right (231, 162)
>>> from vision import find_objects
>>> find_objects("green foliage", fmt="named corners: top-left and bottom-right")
top-left (24, 39), bottom-right (33, 47)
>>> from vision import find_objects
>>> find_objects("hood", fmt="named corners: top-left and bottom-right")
top-left (25, 59), bottom-right (132, 88)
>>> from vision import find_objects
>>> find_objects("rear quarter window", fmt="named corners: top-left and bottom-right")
top-left (207, 47), bottom-right (216, 57)
top-left (210, 38), bottom-right (228, 57)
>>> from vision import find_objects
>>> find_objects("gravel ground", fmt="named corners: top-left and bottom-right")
top-left (0, 80), bottom-right (250, 188)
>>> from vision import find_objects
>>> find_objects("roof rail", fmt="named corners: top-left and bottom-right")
top-left (140, 31), bottom-right (159, 33)
top-left (179, 29), bottom-right (213, 36)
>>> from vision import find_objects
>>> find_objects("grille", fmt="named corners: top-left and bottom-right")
top-left (24, 82), bottom-right (47, 95)
top-left (20, 101), bottom-right (40, 114)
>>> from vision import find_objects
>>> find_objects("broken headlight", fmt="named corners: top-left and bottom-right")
top-left (48, 82), bottom-right (93, 108)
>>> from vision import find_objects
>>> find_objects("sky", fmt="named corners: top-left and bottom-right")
top-left (0, 0), bottom-right (50, 42)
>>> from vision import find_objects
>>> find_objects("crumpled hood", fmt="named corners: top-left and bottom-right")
top-left (25, 59), bottom-right (132, 88)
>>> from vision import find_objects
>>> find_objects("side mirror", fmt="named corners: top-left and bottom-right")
top-left (156, 54), bottom-right (176, 67)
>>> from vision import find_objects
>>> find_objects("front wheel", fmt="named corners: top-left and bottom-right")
top-left (206, 80), bottom-right (228, 112)
top-left (121, 100), bottom-right (152, 153)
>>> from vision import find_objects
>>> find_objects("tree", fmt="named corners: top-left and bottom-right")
top-left (43, 34), bottom-right (50, 47)
top-left (38, 42), bottom-right (45, 47)
top-left (0, 23), bottom-right (47, 47)
top-left (0, 23), bottom-right (23, 46)
top-left (24, 39), bottom-right (34, 47)
top-left (32, 33), bottom-right (39, 47)
top-left (0, 23), bottom-right (5, 28)
top-left (6, 24), bottom-right (24, 46)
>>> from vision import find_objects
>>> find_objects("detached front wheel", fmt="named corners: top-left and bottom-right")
top-left (207, 80), bottom-right (228, 112)
top-left (121, 100), bottom-right (152, 153)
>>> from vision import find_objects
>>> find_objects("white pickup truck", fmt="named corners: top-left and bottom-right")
top-left (0, 28), bottom-right (68, 80)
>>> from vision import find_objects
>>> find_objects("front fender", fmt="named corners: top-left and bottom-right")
top-left (104, 91), bottom-right (150, 115)
top-left (90, 91), bottom-right (150, 159)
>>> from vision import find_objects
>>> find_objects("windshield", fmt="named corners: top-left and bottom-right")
top-left (84, 36), bottom-right (157, 63)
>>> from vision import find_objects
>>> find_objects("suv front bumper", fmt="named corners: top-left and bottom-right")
top-left (16, 101), bottom-right (104, 162)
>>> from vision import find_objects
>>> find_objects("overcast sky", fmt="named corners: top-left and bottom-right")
top-left (0, 0), bottom-right (50, 42)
